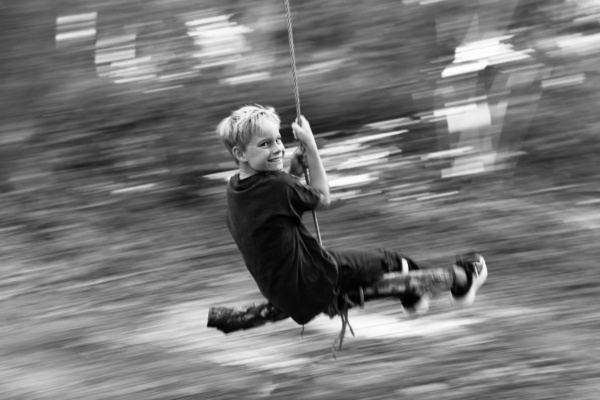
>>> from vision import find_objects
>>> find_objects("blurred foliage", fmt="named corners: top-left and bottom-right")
top-left (1, 0), bottom-right (599, 201)
top-left (0, 0), bottom-right (600, 264)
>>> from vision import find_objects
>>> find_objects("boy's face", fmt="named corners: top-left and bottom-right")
top-left (235, 119), bottom-right (285, 175)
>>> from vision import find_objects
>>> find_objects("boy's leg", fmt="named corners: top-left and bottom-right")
top-left (326, 248), bottom-right (486, 312)
top-left (326, 248), bottom-right (420, 294)
top-left (326, 248), bottom-right (430, 313)
top-left (327, 248), bottom-right (487, 313)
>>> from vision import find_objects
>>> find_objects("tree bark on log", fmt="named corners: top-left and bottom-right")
top-left (207, 268), bottom-right (455, 334)
top-left (207, 302), bottom-right (289, 334)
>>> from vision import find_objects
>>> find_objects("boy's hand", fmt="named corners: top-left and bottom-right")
top-left (289, 146), bottom-right (307, 177)
top-left (291, 116), bottom-right (316, 148)
top-left (291, 115), bottom-right (330, 207)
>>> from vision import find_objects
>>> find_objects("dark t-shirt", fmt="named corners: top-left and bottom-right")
top-left (226, 171), bottom-right (339, 324)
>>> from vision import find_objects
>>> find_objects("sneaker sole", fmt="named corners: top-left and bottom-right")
top-left (449, 255), bottom-right (488, 308)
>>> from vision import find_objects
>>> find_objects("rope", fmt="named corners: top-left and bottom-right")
top-left (284, 0), bottom-right (301, 121)
top-left (284, 0), bottom-right (322, 244)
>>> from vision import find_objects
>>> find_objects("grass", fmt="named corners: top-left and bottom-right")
top-left (1, 164), bottom-right (600, 399)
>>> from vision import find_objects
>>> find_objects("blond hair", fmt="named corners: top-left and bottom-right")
top-left (217, 105), bottom-right (281, 164)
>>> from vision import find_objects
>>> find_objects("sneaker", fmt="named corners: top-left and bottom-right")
top-left (401, 292), bottom-right (431, 317)
top-left (449, 252), bottom-right (488, 307)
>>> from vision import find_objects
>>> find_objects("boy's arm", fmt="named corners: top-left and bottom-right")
top-left (291, 116), bottom-right (330, 208)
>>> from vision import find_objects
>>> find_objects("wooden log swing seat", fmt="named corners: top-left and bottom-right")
top-left (207, 268), bottom-right (456, 334)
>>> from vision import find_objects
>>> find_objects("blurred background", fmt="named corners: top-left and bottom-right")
top-left (2, 0), bottom-right (600, 399)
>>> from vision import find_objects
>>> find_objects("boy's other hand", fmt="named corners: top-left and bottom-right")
top-left (291, 116), bottom-right (316, 147)
top-left (289, 146), bottom-right (307, 177)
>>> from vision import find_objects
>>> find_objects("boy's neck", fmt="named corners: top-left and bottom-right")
top-left (239, 171), bottom-right (253, 180)
top-left (238, 163), bottom-right (256, 180)
top-left (237, 163), bottom-right (285, 180)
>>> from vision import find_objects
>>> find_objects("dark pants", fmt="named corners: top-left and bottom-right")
top-left (326, 248), bottom-right (421, 293)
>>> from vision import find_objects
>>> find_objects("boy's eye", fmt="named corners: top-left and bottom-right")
top-left (259, 138), bottom-right (281, 147)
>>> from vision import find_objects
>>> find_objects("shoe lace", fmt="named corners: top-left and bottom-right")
top-left (457, 254), bottom-right (480, 275)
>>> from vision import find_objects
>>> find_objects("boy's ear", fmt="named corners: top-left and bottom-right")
top-left (232, 146), bottom-right (246, 163)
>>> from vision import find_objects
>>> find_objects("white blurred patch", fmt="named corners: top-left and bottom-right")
top-left (110, 183), bottom-right (157, 194)
top-left (323, 313), bottom-right (482, 339)
top-left (421, 146), bottom-right (474, 160)
top-left (94, 34), bottom-right (158, 85)
top-left (320, 143), bottom-right (363, 156)
top-left (336, 151), bottom-right (391, 170)
top-left (298, 59), bottom-right (347, 77)
top-left (186, 12), bottom-right (252, 70)
top-left (558, 33), bottom-right (600, 56)
top-left (220, 72), bottom-right (270, 86)
top-left (203, 170), bottom-right (237, 182)
top-left (417, 191), bottom-right (459, 201)
top-left (365, 118), bottom-right (415, 130)
top-left (442, 36), bottom-right (532, 78)
top-left (328, 173), bottom-right (379, 188)
top-left (542, 74), bottom-right (585, 89)
top-left (338, 130), bottom-right (406, 145)
top-left (55, 12), bottom-right (97, 43)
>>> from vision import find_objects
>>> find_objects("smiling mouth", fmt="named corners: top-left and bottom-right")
top-left (268, 157), bottom-right (282, 162)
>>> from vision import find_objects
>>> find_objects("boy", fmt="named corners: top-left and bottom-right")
top-left (216, 105), bottom-right (487, 326)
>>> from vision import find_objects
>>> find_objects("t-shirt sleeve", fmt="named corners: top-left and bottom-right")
top-left (287, 176), bottom-right (321, 214)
